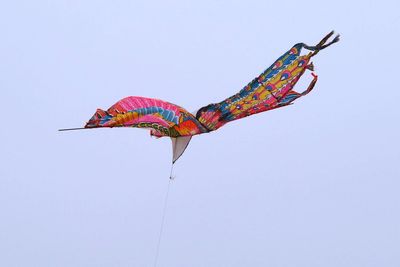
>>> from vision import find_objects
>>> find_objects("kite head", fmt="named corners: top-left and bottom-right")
top-left (85, 108), bottom-right (113, 128)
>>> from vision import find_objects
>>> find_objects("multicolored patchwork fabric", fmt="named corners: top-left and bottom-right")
top-left (62, 31), bottom-right (339, 163)
top-left (85, 32), bottom-right (339, 137)
top-left (196, 31), bottom-right (339, 131)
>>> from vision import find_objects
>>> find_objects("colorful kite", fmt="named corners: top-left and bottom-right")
top-left (60, 31), bottom-right (339, 165)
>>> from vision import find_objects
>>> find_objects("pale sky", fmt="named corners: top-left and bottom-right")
top-left (1, 0), bottom-right (399, 266)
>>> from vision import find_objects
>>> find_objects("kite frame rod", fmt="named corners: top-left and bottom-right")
top-left (58, 127), bottom-right (89, 131)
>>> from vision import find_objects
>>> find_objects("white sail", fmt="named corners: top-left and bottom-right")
top-left (171, 136), bottom-right (192, 163)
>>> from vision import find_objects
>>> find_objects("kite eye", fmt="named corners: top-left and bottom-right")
top-left (236, 104), bottom-right (242, 110)
top-left (298, 60), bottom-right (305, 67)
top-left (253, 95), bottom-right (258, 100)
top-left (95, 112), bottom-right (105, 119)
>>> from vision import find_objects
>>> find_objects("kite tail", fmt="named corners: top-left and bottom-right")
top-left (301, 30), bottom-right (340, 57)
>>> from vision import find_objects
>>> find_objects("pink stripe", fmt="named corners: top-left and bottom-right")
top-left (109, 96), bottom-right (184, 118)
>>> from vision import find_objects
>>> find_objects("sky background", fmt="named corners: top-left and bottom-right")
top-left (1, 0), bottom-right (399, 266)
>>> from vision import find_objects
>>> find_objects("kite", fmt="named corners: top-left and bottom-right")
top-left (60, 31), bottom-right (339, 166)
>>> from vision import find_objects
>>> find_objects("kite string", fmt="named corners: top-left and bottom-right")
top-left (169, 163), bottom-right (175, 180)
top-left (153, 177), bottom-right (173, 267)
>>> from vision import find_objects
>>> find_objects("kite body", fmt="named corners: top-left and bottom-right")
top-left (64, 31), bottom-right (339, 163)
top-left (85, 96), bottom-right (208, 137)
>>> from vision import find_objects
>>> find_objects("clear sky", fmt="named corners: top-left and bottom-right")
top-left (1, 0), bottom-right (399, 266)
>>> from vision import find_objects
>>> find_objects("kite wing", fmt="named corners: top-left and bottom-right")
top-left (85, 96), bottom-right (207, 138)
top-left (196, 31), bottom-right (339, 131)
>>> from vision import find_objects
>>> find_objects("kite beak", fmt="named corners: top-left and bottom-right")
top-left (85, 108), bottom-right (112, 128)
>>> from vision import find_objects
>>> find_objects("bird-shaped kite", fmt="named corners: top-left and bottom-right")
top-left (60, 31), bottom-right (339, 165)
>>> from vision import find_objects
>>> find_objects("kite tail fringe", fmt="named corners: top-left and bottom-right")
top-left (301, 30), bottom-right (340, 57)
top-left (301, 73), bottom-right (318, 96)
